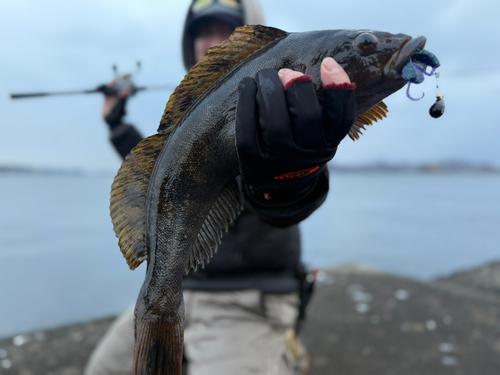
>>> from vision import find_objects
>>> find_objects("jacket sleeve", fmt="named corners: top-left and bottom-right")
top-left (241, 168), bottom-right (330, 228)
top-left (109, 123), bottom-right (144, 160)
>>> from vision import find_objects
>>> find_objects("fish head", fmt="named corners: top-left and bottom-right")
top-left (342, 30), bottom-right (427, 114)
top-left (298, 30), bottom-right (435, 116)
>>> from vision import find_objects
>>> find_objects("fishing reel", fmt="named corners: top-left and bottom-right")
top-left (96, 62), bottom-right (141, 97)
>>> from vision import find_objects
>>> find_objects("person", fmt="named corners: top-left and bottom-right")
top-left (84, 1), bottom-right (356, 374)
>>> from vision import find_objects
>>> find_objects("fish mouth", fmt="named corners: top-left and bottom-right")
top-left (384, 36), bottom-right (428, 80)
top-left (357, 35), bottom-right (436, 114)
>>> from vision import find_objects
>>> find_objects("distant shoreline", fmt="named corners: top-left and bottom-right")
top-left (329, 161), bottom-right (500, 174)
top-left (1, 162), bottom-right (499, 176)
top-left (0, 166), bottom-right (84, 176)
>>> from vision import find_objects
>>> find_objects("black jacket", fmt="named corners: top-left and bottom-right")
top-left (110, 123), bottom-right (328, 293)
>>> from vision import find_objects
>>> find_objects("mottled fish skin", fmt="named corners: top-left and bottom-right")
top-left (132, 28), bottom-right (429, 374)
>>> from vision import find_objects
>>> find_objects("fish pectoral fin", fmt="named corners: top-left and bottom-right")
top-left (349, 101), bottom-right (389, 141)
top-left (187, 178), bottom-right (243, 273)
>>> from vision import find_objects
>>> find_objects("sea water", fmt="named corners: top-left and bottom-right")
top-left (0, 173), bottom-right (499, 338)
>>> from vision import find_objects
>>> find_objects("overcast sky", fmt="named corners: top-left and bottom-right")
top-left (1, 0), bottom-right (499, 172)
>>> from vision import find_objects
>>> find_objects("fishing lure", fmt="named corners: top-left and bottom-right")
top-left (402, 50), bottom-right (439, 100)
top-left (405, 64), bottom-right (438, 101)
top-left (401, 49), bottom-right (444, 118)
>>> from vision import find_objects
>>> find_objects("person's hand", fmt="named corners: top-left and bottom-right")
top-left (101, 80), bottom-right (132, 130)
top-left (236, 57), bottom-right (356, 202)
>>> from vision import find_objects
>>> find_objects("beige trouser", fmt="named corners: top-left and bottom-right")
top-left (84, 290), bottom-right (308, 375)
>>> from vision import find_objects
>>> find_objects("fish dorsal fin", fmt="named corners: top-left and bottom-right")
top-left (187, 179), bottom-right (243, 272)
top-left (158, 25), bottom-right (288, 133)
top-left (349, 101), bottom-right (389, 140)
top-left (110, 25), bottom-right (286, 270)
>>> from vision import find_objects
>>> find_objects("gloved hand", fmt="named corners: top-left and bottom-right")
top-left (236, 57), bottom-right (356, 204)
top-left (101, 81), bottom-right (132, 130)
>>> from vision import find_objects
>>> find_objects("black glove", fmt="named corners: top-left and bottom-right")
top-left (104, 96), bottom-right (127, 130)
top-left (236, 69), bottom-right (356, 203)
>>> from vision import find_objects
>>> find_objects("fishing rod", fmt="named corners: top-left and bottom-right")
top-left (10, 62), bottom-right (174, 100)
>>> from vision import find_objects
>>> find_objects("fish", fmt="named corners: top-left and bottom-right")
top-left (109, 25), bottom-right (438, 374)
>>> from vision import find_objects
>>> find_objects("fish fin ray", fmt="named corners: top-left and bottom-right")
top-left (110, 133), bottom-right (168, 269)
top-left (158, 25), bottom-right (288, 134)
top-left (186, 179), bottom-right (243, 273)
top-left (349, 101), bottom-right (389, 141)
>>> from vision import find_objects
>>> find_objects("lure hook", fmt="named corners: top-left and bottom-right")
top-left (405, 65), bottom-right (438, 101)
top-left (406, 82), bottom-right (425, 101)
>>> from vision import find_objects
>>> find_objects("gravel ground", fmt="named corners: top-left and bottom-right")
top-left (1, 263), bottom-right (499, 375)
top-left (301, 265), bottom-right (500, 375)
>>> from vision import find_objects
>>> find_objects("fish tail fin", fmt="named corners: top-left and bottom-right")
top-left (134, 313), bottom-right (184, 375)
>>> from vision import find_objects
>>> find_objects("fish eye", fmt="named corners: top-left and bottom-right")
top-left (355, 33), bottom-right (379, 54)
